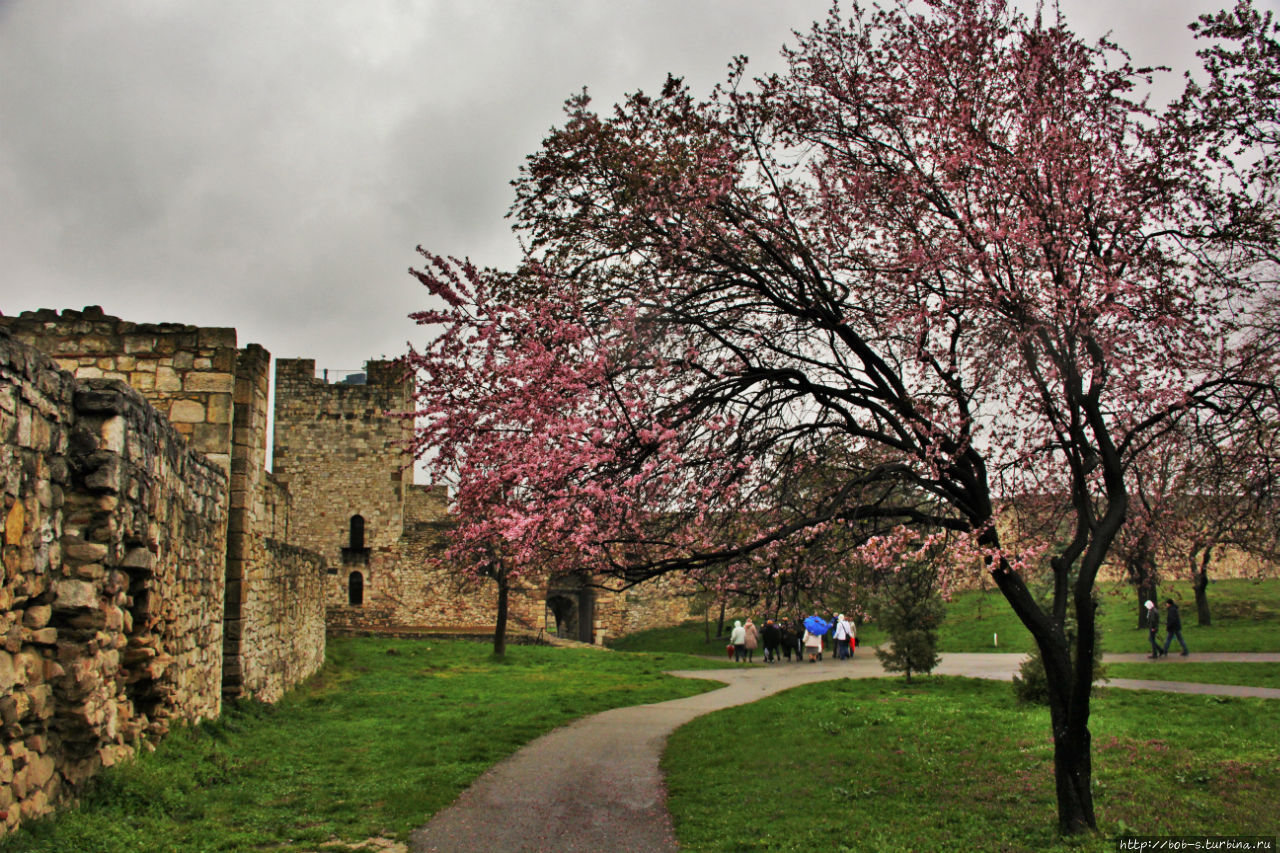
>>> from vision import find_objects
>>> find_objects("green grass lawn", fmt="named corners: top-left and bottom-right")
top-left (610, 577), bottom-right (1280, 657)
top-left (1, 639), bottom-right (728, 853)
top-left (662, 677), bottom-right (1280, 852)
top-left (936, 577), bottom-right (1280, 654)
top-left (8, 576), bottom-right (1277, 852)
top-left (1106, 661), bottom-right (1280, 689)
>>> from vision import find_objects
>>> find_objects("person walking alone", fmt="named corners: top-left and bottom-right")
top-left (1161, 598), bottom-right (1189, 657)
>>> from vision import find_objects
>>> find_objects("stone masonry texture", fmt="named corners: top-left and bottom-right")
top-left (272, 363), bottom-right (698, 643)
top-left (0, 330), bottom-right (228, 831)
top-left (0, 310), bottom-right (330, 835)
top-left (0, 307), bottom-right (697, 835)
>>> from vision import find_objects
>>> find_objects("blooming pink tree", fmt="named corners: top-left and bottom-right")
top-left (1115, 385), bottom-right (1280, 628)
top-left (407, 0), bottom-right (1277, 834)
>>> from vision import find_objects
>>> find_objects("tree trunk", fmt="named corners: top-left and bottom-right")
top-left (716, 599), bottom-right (726, 638)
top-left (1047, 693), bottom-right (1096, 835)
top-left (1125, 533), bottom-right (1158, 628)
top-left (1128, 551), bottom-right (1158, 629)
top-left (493, 572), bottom-right (510, 657)
top-left (990, 553), bottom-right (1100, 837)
top-left (1193, 548), bottom-right (1212, 627)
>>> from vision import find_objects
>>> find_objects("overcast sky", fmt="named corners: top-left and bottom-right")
top-left (0, 0), bottom-right (1250, 376)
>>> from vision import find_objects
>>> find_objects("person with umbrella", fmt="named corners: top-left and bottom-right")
top-left (803, 615), bottom-right (829, 663)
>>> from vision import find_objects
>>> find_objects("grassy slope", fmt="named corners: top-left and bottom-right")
top-left (1, 639), bottom-right (728, 853)
top-left (609, 577), bottom-right (1280, 656)
top-left (1106, 662), bottom-right (1280, 689)
top-left (937, 577), bottom-right (1280, 653)
top-left (663, 677), bottom-right (1280, 852)
top-left (7, 577), bottom-right (1276, 851)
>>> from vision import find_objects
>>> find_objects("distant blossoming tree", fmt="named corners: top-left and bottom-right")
top-left (406, 0), bottom-right (1278, 835)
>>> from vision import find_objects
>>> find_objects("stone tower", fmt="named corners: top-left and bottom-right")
top-left (271, 359), bottom-right (413, 616)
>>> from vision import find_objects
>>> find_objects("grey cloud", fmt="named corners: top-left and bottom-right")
top-left (0, 0), bottom-right (1238, 373)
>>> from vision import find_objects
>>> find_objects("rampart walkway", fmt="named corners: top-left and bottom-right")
top-left (409, 652), bottom-right (1280, 852)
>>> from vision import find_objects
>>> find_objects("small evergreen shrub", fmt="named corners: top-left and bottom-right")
top-left (1012, 592), bottom-right (1106, 705)
top-left (867, 558), bottom-right (944, 683)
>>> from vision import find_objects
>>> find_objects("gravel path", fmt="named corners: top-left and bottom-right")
top-left (409, 651), bottom-right (1279, 852)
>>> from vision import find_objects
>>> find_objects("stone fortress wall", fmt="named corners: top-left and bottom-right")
top-left (0, 331), bottom-right (229, 832)
top-left (0, 308), bottom-right (329, 831)
top-left (271, 358), bottom-right (698, 644)
top-left (0, 305), bottom-right (697, 834)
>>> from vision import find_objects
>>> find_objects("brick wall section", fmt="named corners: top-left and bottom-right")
top-left (327, 480), bottom-right (695, 641)
top-left (2, 309), bottom-right (328, 705)
top-left (0, 308), bottom-right (238, 473)
top-left (221, 345), bottom-right (258, 696)
top-left (240, 540), bottom-right (326, 703)
top-left (223, 343), bottom-right (324, 700)
top-left (0, 333), bottom-right (227, 833)
top-left (258, 474), bottom-right (291, 541)
top-left (591, 574), bottom-right (698, 641)
top-left (272, 359), bottom-right (412, 616)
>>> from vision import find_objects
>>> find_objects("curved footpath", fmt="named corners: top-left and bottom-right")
top-left (409, 652), bottom-right (1280, 853)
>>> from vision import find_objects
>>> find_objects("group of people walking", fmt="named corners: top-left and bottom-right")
top-left (727, 613), bottom-right (858, 663)
top-left (1145, 598), bottom-right (1189, 658)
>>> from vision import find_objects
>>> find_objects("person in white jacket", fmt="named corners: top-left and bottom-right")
top-left (729, 620), bottom-right (747, 662)
top-left (834, 614), bottom-right (854, 660)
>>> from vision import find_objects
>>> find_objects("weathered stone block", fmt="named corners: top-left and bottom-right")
top-left (183, 373), bottom-right (234, 394)
top-left (0, 694), bottom-right (29, 727)
top-left (73, 387), bottom-right (124, 415)
top-left (0, 652), bottom-right (14, 692)
top-left (123, 335), bottom-right (156, 354)
top-left (168, 400), bottom-right (205, 424)
top-left (99, 416), bottom-right (124, 454)
top-left (26, 628), bottom-right (56, 645)
top-left (21, 788), bottom-right (51, 821)
top-left (82, 457), bottom-right (122, 493)
top-left (197, 328), bottom-right (236, 349)
top-left (52, 580), bottom-right (97, 611)
top-left (21, 607), bottom-right (50, 629)
top-left (73, 563), bottom-right (104, 581)
top-left (119, 548), bottom-right (152, 572)
top-left (24, 756), bottom-right (52, 791)
top-left (154, 367), bottom-right (181, 392)
top-left (3, 503), bottom-right (22, 547)
top-left (207, 394), bottom-right (233, 425)
top-left (61, 539), bottom-right (107, 564)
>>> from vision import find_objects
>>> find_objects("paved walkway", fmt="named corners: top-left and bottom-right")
top-left (409, 652), bottom-right (1279, 852)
